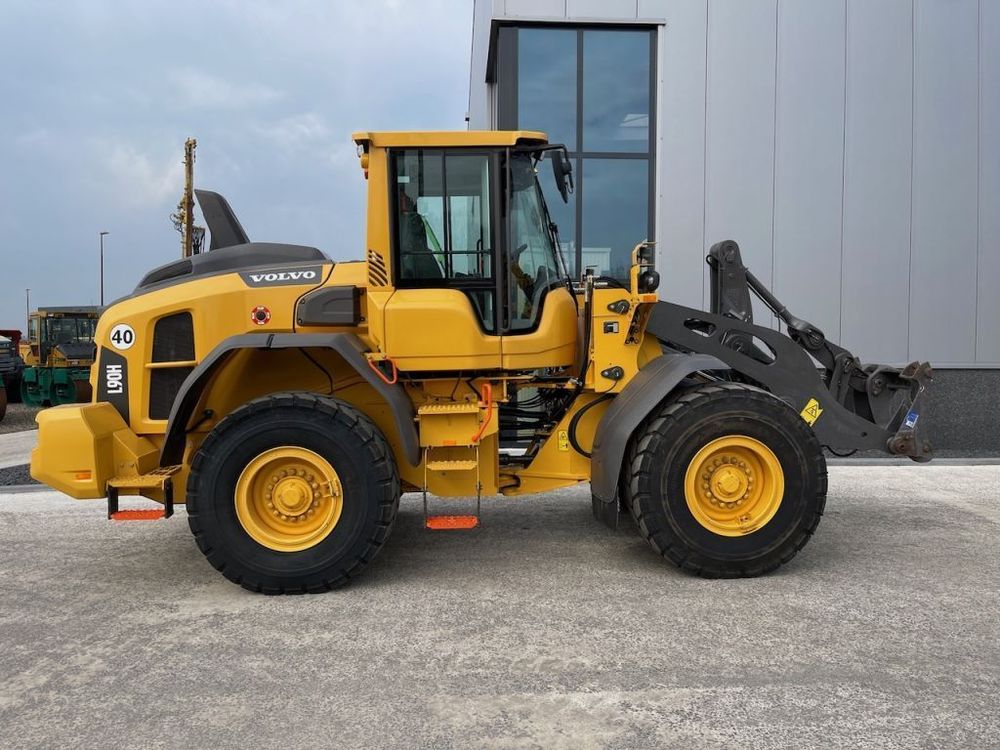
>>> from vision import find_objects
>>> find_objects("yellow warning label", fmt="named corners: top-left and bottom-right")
top-left (800, 398), bottom-right (823, 426)
top-left (558, 430), bottom-right (570, 452)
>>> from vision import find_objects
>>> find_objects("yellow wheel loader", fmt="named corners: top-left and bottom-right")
top-left (30, 131), bottom-right (932, 593)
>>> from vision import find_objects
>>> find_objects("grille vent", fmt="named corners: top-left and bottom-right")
top-left (367, 249), bottom-right (388, 286)
top-left (152, 312), bottom-right (195, 362)
top-left (149, 367), bottom-right (194, 420)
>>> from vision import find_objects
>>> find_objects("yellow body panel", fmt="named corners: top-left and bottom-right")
top-left (418, 402), bottom-right (482, 447)
top-left (31, 403), bottom-right (158, 498)
top-left (384, 289), bottom-right (501, 370)
top-left (500, 287), bottom-right (578, 371)
top-left (589, 287), bottom-right (662, 392)
top-left (90, 265), bottom-right (335, 436)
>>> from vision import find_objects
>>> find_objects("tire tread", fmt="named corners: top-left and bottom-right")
top-left (623, 382), bottom-right (827, 578)
top-left (186, 391), bottom-right (400, 594)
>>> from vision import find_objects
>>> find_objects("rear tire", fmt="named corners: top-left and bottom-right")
top-left (187, 392), bottom-right (400, 594)
top-left (623, 382), bottom-right (826, 578)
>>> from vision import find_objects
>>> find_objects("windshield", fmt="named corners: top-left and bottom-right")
top-left (507, 153), bottom-right (569, 331)
top-left (45, 317), bottom-right (96, 345)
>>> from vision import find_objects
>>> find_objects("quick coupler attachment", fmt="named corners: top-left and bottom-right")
top-left (883, 361), bottom-right (933, 462)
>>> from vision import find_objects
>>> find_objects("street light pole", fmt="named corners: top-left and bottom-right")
top-left (99, 231), bottom-right (109, 306)
top-left (25, 288), bottom-right (30, 329)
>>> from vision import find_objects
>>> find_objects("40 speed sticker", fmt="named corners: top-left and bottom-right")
top-left (109, 323), bottom-right (136, 350)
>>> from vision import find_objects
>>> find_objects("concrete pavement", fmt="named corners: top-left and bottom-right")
top-left (0, 429), bottom-right (35, 469)
top-left (1, 466), bottom-right (998, 749)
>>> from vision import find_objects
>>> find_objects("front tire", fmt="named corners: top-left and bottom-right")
top-left (187, 392), bottom-right (400, 594)
top-left (623, 382), bottom-right (827, 578)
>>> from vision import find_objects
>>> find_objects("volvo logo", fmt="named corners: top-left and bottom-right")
top-left (240, 265), bottom-right (324, 287)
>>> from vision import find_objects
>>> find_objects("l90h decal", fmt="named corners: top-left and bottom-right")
top-left (239, 265), bottom-right (324, 287)
top-left (97, 348), bottom-right (130, 423)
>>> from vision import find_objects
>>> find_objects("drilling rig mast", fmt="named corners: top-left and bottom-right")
top-left (171, 138), bottom-right (203, 258)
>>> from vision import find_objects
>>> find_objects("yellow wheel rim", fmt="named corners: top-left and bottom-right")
top-left (234, 447), bottom-right (344, 552)
top-left (683, 435), bottom-right (784, 537)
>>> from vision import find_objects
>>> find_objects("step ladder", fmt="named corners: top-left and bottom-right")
top-left (422, 445), bottom-right (481, 530)
top-left (417, 392), bottom-right (492, 531)
top-left (106, 466), bottom-right (181, 521)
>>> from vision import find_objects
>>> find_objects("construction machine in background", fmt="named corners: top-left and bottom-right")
top-left (20, 307), bottom-right (99, 407)
top-left (0, 332), bottom-right (22, 422)
top-left (0, 330), bottom-right (24, 402)
top-left (30, 131), bottom-right (932, 593)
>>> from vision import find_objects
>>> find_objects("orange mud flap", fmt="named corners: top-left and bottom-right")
top-left (107, 467), bottom-right (181, 521)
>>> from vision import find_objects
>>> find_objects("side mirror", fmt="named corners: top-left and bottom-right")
top-left (551, 148), bottom-right (574, 203)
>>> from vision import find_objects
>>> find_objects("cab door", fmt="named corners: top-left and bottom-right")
top-left (382, 149), bottom-right (503, 371)
top-left (499, 151), bottom-right (578, 371)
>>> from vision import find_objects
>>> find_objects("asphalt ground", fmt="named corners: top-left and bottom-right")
top-left (1, 465), bottom-right (998, 749)
top-left (0, 403), bottom-right (40, 435)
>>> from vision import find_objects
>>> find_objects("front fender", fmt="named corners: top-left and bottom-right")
top-left (590, 353), bottom-right (728, 506)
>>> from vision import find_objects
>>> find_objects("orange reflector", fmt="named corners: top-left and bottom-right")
top-left (425, 514), bottom-right (479, 530)
top-left (75, 471), bottom-right (92, 480)
top-left (110, 509), bottom-right (165, 521)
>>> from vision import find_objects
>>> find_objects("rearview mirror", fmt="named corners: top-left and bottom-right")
top-left (551, 148), bottom-right (574, 203)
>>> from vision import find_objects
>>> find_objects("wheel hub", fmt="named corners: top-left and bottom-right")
top-left (235, 447), bottom-right (344, 551)
top-left (269, 473), bottom-right (320, 519)
top-left (684, 435), bottom-right (784, 536)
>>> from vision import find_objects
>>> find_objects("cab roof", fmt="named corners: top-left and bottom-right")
top-left (351, 130), bottom-right (549, 149)
top-left (33, 306), bottom-right (100, 317)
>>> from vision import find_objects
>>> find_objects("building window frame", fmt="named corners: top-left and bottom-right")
top-left (496, 23), bottom-right (657, 279)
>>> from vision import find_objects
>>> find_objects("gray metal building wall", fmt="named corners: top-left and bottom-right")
top-left (470, 0), bottom-right (1000, 370)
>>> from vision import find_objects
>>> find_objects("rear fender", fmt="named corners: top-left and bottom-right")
top-left (160, 332), bottom-right (419, 468)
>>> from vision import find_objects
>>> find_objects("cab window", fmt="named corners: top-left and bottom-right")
top-left (506, 152), bottom-right (565, 332)
top-left (393, 149), bottom-right (496, 331)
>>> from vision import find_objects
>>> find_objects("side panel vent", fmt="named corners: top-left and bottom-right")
top-left (152, 312), bottom-right (195, 362)
top-left (368, 249), bottom-right (389, 287)
top-left (149, 367), bottom-right (194, 420)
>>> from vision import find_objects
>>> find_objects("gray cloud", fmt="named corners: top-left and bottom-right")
top-left (0, 0), bottom-right (472, 327)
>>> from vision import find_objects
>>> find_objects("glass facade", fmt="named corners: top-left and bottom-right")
top-left (498, 25), bottom-right (655, 281)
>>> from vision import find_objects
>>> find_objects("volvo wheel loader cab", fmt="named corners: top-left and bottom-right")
top-left (31, 130), bottom-right (933, 593)
top-left (21, 307), bottom-right (99, 407)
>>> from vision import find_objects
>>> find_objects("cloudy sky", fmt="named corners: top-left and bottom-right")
top-left (0, 0), bottom-right (473, 329)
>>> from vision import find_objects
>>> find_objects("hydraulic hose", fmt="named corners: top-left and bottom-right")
top-left (567, 393), bottom-right (615, 459)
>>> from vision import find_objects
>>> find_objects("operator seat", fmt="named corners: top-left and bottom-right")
top-left (398, 191), bottom-right (443, 280)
